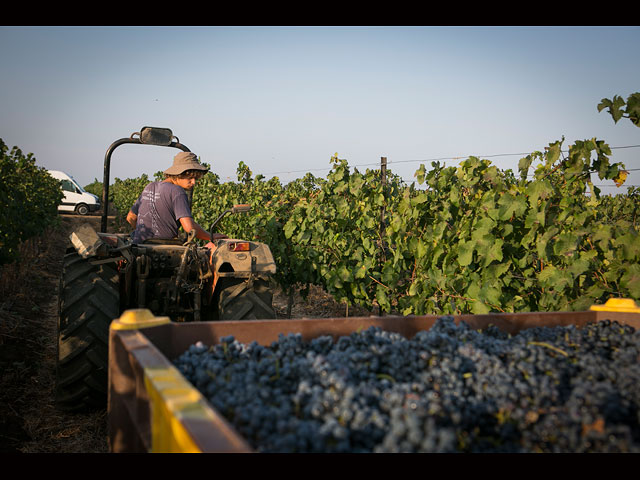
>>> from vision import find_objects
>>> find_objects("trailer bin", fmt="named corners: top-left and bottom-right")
top-left (108, 298), bottom-right (640, 453)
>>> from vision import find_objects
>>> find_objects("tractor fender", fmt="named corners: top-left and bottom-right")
top-left (69, 223), bottom-right (132, 262)
top-left (204, 239), bottom-right (276, 300)
top-left (69, 223), bottom-right (106, 258)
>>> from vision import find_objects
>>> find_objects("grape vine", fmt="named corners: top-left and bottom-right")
top-left (96, 140), bottom-right (638, 316)
top-left (88, 94), bottom-right (640, 316)
top-left (0, 139), bottom-right (63, 265)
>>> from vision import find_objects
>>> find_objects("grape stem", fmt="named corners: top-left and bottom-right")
top-left (527, 341), bottom-right (569, 357)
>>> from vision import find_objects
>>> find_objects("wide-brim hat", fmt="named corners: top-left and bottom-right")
top-left (164, 152), bottom-right (209, 175)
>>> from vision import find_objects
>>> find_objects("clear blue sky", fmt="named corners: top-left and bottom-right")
top-left (1, 26), bottom-right (638, 193)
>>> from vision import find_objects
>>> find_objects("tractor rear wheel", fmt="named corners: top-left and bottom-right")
top-left (55, 249), bottom-right (120, 411)
top-left (217, 276), bottom-right (276, 320)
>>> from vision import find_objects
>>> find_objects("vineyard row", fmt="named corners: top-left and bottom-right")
top-left (84, 136), bottom-right (639, 316)
top-left (2, 130), bottom-right (639, 315)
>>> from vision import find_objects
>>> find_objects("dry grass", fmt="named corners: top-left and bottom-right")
top-left (272, 284), bottom-right (376, 320)
top-left (0, 217), bottom-right (109, 453)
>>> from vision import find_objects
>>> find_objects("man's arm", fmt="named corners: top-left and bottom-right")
top-left (179, 216), bottom-right (211, 241)
top-left (126, 210), bottom-right (137, 228)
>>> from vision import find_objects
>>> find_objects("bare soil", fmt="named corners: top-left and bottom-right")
top-left (0, 214), bottom-right (373, 453)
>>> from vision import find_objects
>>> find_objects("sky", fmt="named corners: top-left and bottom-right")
top-left (1, 25), bottom-right (639, 194)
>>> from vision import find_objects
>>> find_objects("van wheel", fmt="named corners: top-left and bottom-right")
top-left (75, 203), bottom-right (89, 215)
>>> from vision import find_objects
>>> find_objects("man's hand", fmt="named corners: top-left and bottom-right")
top-left (204, 234), bottom-right (229, 251)
top-left (126, 210), bottom-right (137, 228)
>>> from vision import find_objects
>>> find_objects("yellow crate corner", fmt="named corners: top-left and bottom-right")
top-left (589, 298), bottom-right (640, 313)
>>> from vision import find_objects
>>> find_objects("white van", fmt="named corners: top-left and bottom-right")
top-left (48, 170), bottom-right (101, 215)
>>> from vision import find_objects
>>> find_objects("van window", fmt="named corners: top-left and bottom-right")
top-left (61, 179), bottom-right (77, 193)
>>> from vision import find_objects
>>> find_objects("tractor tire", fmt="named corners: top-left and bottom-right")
top-left (217, 276), bottom-right (276, 320)
top-left (55, 250), bottom-right (120, 411)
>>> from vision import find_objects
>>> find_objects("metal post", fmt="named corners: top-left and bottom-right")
top-left (381, 156), bottom-right (387, 186)
top-left (380, 156), bottom-right (387, 223)
top-left (380, 156), bottom-right (387, 233)
top-left (379, 157), bottom-right (387, 316)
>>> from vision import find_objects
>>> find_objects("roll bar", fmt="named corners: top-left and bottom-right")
top-left (101, 127), bottom-right (190, 233)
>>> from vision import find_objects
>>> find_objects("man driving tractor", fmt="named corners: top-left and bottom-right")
top-left (126, 151), bottom-right (227, 244)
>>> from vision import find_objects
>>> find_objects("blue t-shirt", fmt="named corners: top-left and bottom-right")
top-left (130, 181), bottom-right (192, 243)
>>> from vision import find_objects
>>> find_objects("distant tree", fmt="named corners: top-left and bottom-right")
top-left (84, 178), bottom-right (102, 197)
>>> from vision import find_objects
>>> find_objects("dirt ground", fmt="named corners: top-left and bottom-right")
top-left (0, 214), bottom-right (373, 453)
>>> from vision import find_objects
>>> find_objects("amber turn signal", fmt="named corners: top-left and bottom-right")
top-left (228, 242), bottom-right (250, 252)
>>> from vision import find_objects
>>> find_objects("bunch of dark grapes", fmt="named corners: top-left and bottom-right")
top-left (173, 317), bottom-right (640, 453)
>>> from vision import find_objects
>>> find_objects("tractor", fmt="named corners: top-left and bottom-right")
top-left (55, 127), bottom-right (277, 411)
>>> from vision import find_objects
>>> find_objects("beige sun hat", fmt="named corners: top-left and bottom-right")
top-left (164, 152), bottom-right (209, 175)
